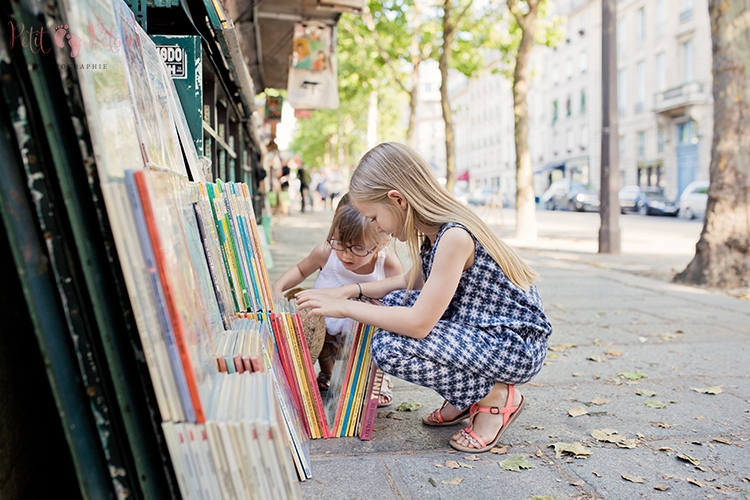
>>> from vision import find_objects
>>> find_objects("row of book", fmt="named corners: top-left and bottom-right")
top-left (162, 371), bottom-right (302, 500)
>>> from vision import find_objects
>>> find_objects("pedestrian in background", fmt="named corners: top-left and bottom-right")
top-left (298, 163), bottom-right (312, 213)
top-left (296, 142), bottom-right (552, 453)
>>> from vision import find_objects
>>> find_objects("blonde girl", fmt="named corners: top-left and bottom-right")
top-left (272, 194), bottom-right (403, 401)
top-left (297, 143), bottom-right (552, 453)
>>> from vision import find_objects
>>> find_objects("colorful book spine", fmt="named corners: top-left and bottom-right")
top-left (331, 325), bottom-right (363, 436)
top-left (358, 365), bottom-right (384, 441)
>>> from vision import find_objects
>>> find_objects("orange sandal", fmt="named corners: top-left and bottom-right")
top-left (422, 400), bottom-right (471, 427)
top-left (449, 385), bottom-right (526, 453)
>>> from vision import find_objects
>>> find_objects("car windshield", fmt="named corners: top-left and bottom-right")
top-left (644, 191), bottom-right (667, 201)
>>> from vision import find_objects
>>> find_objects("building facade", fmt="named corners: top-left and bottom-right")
top-left (445, 0), bottom-right (713, 202)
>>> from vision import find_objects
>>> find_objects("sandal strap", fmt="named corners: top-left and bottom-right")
top-left (459, 427), bottom-right (488, 449)
top-left (427, 400), bottom-right (449, 424)
top-left (467, 385), bottom-right (520, 427)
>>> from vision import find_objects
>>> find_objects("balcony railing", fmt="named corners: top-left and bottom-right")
top-left (653, 81), bottom-right (711, 114)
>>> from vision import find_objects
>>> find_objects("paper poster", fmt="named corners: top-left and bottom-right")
top-left (287, 22), bottom-right (339, 110)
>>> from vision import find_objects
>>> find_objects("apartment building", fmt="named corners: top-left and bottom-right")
top-left (413, 61), bottom-right (447, 179)
top-left (615, 0), bottom-right (712, 200)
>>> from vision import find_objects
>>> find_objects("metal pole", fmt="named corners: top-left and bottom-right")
top-left (599, 0), bottom-right (621, 253)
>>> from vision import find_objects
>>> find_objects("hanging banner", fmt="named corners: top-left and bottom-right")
top-left (287, 22), bottom-right (339, 110)
top-left (265, 95), bottom-right (283, 123)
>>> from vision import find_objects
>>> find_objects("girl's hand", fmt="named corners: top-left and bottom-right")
top-left (295, 290), bottom-right (350, 318)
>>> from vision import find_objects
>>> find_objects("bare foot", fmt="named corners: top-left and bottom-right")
top-left (450, 383), bottom-right (523, 450)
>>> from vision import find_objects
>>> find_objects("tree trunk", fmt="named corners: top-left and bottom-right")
top-left (674, 0), bottom-right (750, 288)
top-left (440, 0), bottom-right (456, 192)
top-left (510, 2), bottom-right (539, 242)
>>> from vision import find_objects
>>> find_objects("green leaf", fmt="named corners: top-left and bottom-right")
top-left (396, 401), bottom-right (422, 412)
top-left (499, 455), bottom-right (536, 472)
top-left (691, 386), bottom-right (723, 395)
top-left (740, 490), bottom-right (750, 500)
top-left (428, 477), bottom-right (437, 487)
top-left (645, 400), bottom-right (667, 409)
top-left (635, 388), bottom-right (658, 397)
top-left (568, 406), bottom-right (588, 417)
top-left (549, 442), bottom-right (592, 458)
top-left (618, 371), bottom-right (648, 380)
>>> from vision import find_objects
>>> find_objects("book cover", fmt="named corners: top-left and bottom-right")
top-left (328, 321), bottom-right (361, 436)
top-left (281, 310), bottom-right (321, 439)
top-left (125, 171), bottom-right (194, 422)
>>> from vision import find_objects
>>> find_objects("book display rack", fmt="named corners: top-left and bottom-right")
top-left (0, 0), bottom-right (380, 497)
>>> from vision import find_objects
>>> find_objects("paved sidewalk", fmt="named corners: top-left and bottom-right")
top-left (267, 209), bottom-right (750, 500)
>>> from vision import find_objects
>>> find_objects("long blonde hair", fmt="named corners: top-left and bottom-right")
top-left (349, 142), bottom-right (538, 292)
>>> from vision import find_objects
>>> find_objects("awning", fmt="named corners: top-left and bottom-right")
top-left (457, 170), bottom-right (469, 181)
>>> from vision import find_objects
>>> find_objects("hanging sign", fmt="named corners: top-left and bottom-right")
top-left (287, 22), bottom-right (339, 109)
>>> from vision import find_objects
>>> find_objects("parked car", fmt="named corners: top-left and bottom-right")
top-left (618, 185), bottom-right (646, 214)
top-left (469, 187), bottom-right (507, 207)
top-left (639, 189), bottom-right (679, 216)
top-left (541, 179), bottom-right (600, 212)
top-left (679, 180), bottom-right (710, 219)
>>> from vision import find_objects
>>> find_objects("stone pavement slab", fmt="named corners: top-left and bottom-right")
top-left (266, 211), bottom-right (750, 499)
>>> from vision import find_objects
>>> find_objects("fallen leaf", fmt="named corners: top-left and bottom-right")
top-left (636, 388), bottom-right (658, 397)
top-left (526, 382), bottom-right (543, 387)
top-left (549, 442), bottom-right (592, 458)
top-left (618, 371), bottom-right (648, 381)
top-left (695, 465), bottom-right (708, 472)
top-left (458, 462), bottom-right (474, 469)
top-left (587, 356), bottom-right (605, 363)
top-left (547, 353), bottom-right (559, 359)
top-left (645, 400), bottom-right (667, 409)
top-left (686, 478), bottom-right (705, 487)
top-left (498, 455), bottom-right (536, 472)
top-left (653, 485), bottom-right (669, 491)
top-left (434, 464), bottom-right (443, 468)
top-left (695, 415), bottom-right (705, 420)
top-left (589, 397), bottom-right (610, 406)
top-left (490, 445), bottom-right (509, 455)
top-left (658, 447), bottom-right (674, 452)
top-left (570, 479), bottom-right (585, 487)
top-left (592, 471), bottom-right (602, 477)
top-left (653, 421), bottom-right (675, 429)
top-left (675, 329), bottom-right (683, 333)
top-left (526, 425), bottom-right (545, 430)
top-left (591, 428), bottom-right (622, 443)
top-left (638, 337), bottom-right (648, 343)
top-left (637, 432), bottom-right (645, 439)
top-left (622, 473), bottom-right (645, 483)
top-left (535, 449), bottom-right (543, 457)
top-left (548, 343), bottom-right (577, 352)
top-left (742, 490), bottom-right (750, 500)
top-left (692, 386), bottom-right (723, 395)
top-left (396, 401), bottom-right (422, 411)
top-left (572, 372), bottom-right (581, 377)
top-left (568, 406), bottom-right (588, 417)
top-left (441, 477), bottom-right (464, 485)
top-left (677, 453), bottom-right (700, 466)
top-left (605, 349), bottom-right (623, 356)
top-left (428, 477), bottom-right (437, 487)
top-left (464, 455), bottom-right (480, 461)
top-left (593, 375), bottom-right (601, 380)
top-left (445, 460), bottom-right (460, 469)
top-left (713, 438), bottom-right (731, 445)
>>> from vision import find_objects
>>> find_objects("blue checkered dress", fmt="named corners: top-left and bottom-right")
top-left (371, 222), bottom-right (552, 410)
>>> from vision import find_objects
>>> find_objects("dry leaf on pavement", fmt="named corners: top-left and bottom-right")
top-left (498, 455), bottom-right (536, 472)
top-left (645, 400), bottom-right (667, 409)
top-left (713, 438), bottom-right (731, 445)
top-left (490, 445), bottom-right (509, 454)
top-left (445, 460), bottom-right (460, 469)
top-left (635, 388), bottom-right (658, 397)
top-left (548, 343), bottom-right (577, 352)
top-left (568, 406), bottom-right (588, 417)
top-left (686, 478), bottom-right (706, 487)
top-left (464, 455), bottom-right (480, 461)
top-left (618, 371), bottom-right (648, 380)
top-left (549, 442), bottom-right (592, 458)
top-left (441, 477), bottom-right (464, 485)
top-left (396, 401), bottom-right (422, 411)
top-left (676, 453), bottom-right (700, 466)
top-left (587, 356), bottom-right (605, 362)
top-left (589, 397), bottom-right (610, 405)
top-left (605, 349), bottom-right (623, 356)
top-left (653, 485), bottom-right (669, 491)
top-left (692, 386), bottom-right (723, 395)
top-left (622, 473), bottom-right (645, 483)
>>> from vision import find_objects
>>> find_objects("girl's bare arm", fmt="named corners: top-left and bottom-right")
top-left (296, 227), bottom-right (474, 338)
top-left (271, 243), bottom-right (330, 300)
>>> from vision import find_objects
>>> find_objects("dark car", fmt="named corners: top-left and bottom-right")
top-left (618, 185), bottom-right (646, 214)
top-left (542, 179), bottom-right (600, 212)
top-left (639, 189), bottom-right (679, 216)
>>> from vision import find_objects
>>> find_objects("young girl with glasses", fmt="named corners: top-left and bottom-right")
top-left (296, 143), bottom-right (552, 453)
top-left (272, 193), bottom-right (403, 403)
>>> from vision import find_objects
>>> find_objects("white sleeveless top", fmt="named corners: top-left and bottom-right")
top-left (312, 247), bottom-right (388, 335)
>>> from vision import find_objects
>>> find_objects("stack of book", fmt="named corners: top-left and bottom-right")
top-left (324, 322), bottom-right (384, 440)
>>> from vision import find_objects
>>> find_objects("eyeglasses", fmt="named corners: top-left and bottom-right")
top-left (327, 238), bottom-right (377, 257)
